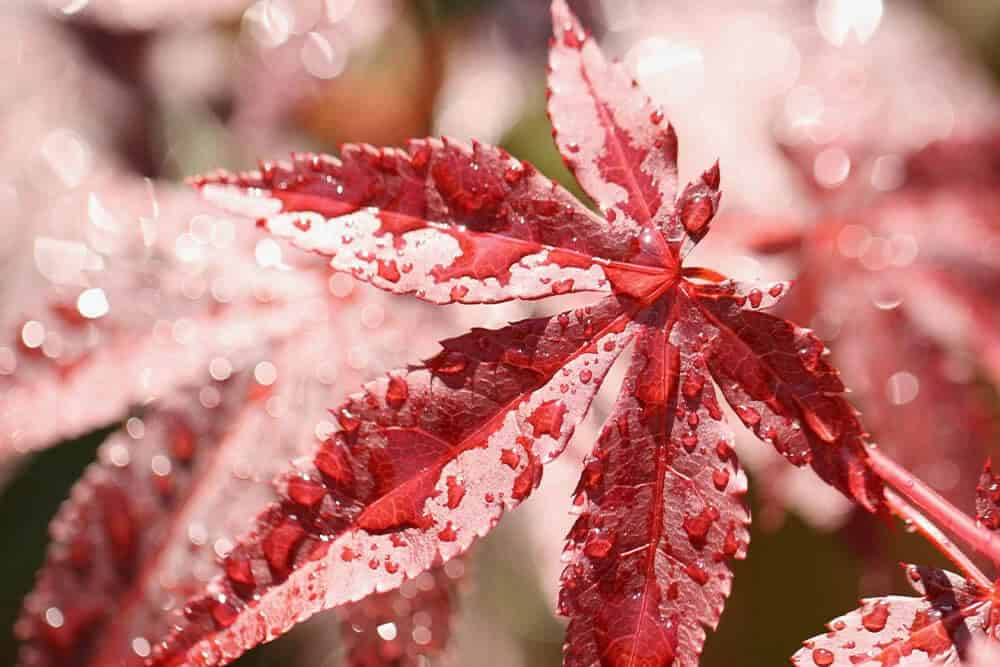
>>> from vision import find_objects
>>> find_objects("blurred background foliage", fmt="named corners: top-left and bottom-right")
top-left (2, 0), bottom-right (1000, 665)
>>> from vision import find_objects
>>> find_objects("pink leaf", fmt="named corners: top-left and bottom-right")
top-left (15, 287), bottom-right (437, 666)
top-left (547, 0), bottom-right (681, 262)
top-left (194, 140), bottom-right (670, 304)
top-left (151, 297), bottom-right (634, 665)
top-left (792, 565), bottom-right (997, 666)
top-left (0, 182), bottom-right (329, 460)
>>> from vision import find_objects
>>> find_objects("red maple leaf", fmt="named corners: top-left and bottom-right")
top-left (0, 181), bottom-right (328, 460)
top-left (15, 291), bottom-right (450, 667)
top-left (746, 135), bottom-right (1000, 518)
top-left (142, 3), bottom-right (886, 665)
top-left (792, 565), bottom-right (1000, 666)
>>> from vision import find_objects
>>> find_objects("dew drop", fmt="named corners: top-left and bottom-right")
top-left (682, 372), bottom-right (705, 399)
top-left (583, 534), bottom-right (614, 559)
top-left (861, 602), bottom-right (889, 632)
top-left (500, 449), bottom-right (520, 469)
top-left (552, 279), bottom-right (574, 294)
top-left (385, 375), bottom-right (408, 409)
top-left (735, 405), bottom-right (761, 427)
top-left (811, 648), bottom-right (835, 666)
top-left (437, 522), bottom-right (457, 542)
top-left (376, 259), bottom-right (401, 283)
top-left (445, 476), bottom-right (466, 509)
top-left (684, 561), bottom-right (710, 585)
top-left (680, 195), bottom-right (713, 235)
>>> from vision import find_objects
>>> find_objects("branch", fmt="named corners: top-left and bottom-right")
top-left (867, 444), bottom-right (1000, 571)
top-left (883, 489), bottom-right (991, 588)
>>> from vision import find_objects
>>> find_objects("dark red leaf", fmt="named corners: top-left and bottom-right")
top-left (792, 565), bottom-right (997, 666)
top-left (560, 301), bottom-right (750, 667)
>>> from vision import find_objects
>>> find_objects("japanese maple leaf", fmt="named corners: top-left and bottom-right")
top-left (746, 144), bottom-right (1000, 516)
top-left (792, 564), bottom-right (1000, 666)
top-left (149, 2), bottom-right (883, 665)
top-left (0, 180), bottom-right (329, 460)
top-left (15, 290), bottom-right (451, 667)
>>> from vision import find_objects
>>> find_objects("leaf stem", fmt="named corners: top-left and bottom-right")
top-left (867, 444), bottom-right (1000, 571)
top-left (883, 489), bottom-right (991, 588)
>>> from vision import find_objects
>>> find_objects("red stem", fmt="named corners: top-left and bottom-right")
top-left (867, 444), bottom-right (1000, 571)
top-left (883, 489), bottom-right (991, 588)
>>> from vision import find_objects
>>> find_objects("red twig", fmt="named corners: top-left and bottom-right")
top-left (867, 444), bottom-right (1000, 571)
top-left (883, 489), bottom-right (991, 588)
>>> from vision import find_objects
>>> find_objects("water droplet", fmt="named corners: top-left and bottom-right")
top-left (712, 468), bottom-right (730, 490)
top-left (811, 648), bottom-right (835, 666)
top-left (650, 109), bottom-right (664, 125)
top-left (681, 195), bottom-right (713, 235)
top-left (526, 400), bottom-right (567, 439)
top-left (552, 279), bottom-right (574, 294)
top-left (500, 449), bottom-right (520, 469)
top-left (862, 602), bottom-right (889, 632)
top-left (583, 534), bottom-right (614, 558)
top-left (437, 522), bottom-right (457, 542)
top-left (682, 372), bottom-right (705, 399)
top-left (445, 476), bottom-right (465, 509)
top-left (684, 561), bottom-right (709, 585)
top-left (682, 507), bottom-right (719, 548)
top-left (288, 476), bottom-right (327, 509)
top-left (385, 375), bottom-right (409, 408)
top-left (376, 259), bottom-right (401, 283)
top-left (562, 27), bottom-right (584, 48)
top-left (735, 405), bottom-right (761, 427)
